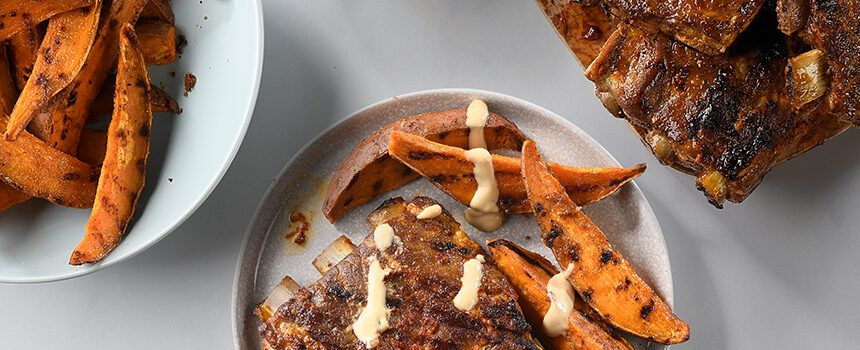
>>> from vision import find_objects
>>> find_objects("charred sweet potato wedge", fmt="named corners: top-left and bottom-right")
top-left (0, 0), bottom-right (93, 40)
top-left (521, 140), bottom-right (689, 344)
top-left (4, 0), bottom-right (103, 140)
top-left (388, 131), bottom-right (645, 213)
top-left (488, 239), bottom-right (633, 350)
top-left (70, 24), bottom-right (153, 265)
top-left (322, 108), bottom-right (526, 222)
top-left (38, 0), bottom-right (149, 154)
top-left (136, 19), bottom-right (177, 65)
top-left (0, 115), bottom-right (98, 208)
top-left (8, 25), bottom-right (45, 91)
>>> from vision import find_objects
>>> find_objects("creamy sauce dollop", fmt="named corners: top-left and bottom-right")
top-left (543, 263), bottom-right (576, 337)
top-left (464, 148), bottom-right (503, 232)
top-left (453, 254), bottom-right (485, 311)
top-left (466, 99), bottom-right (489, 150)
top-left (416, 204), bottom-right (442, 220)
top-left (353, 256), bottom-right (391, 347)
top-left (373, 223), bottom-right (398, 251)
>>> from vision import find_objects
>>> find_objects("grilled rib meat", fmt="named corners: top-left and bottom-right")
top-left (796, 0), bottom-right (860, 125)
top-left (591, 0), bottom-right (766, 55)
top-left (259, 197), bottom-right (538, 349)
top-left (584, 18), bottom-right (847, 206)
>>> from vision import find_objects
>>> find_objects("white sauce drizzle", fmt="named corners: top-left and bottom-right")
top-left (353, 256), bottom-right (391, 347)
top-left (373, 223), bottom-right (398, 251)
top-left (416, 204), bottom-right (442, 220)
top-left (464, 148), bottom-right (503, 232)
top-left (466, 99), bottom-right (489, 149)
top-left (453, 255), bottom-right (485, 311)
top-left (543, 263), bottom-right (576, 337)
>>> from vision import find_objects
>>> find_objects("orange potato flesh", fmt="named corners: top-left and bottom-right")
top-left (4, 0), bottom-right (103, 141)
top-left (136, 19), bottom-right (176, 65)
top-left (521, 140), bottom-right (689, 344)
top-left (76, 129), bottom-right (108, 167)
top-left (0, 115), bottom-right (98, 208)
top-left (387, 131), bottom-right (645, 213)
top-left (322, 108), bottom-right (526, 222)
top-left (8, 24), bottom-right (46, 91)
top-left (0, 0), bottom-right (93, 40)
top-left (38, 0), bottom-right (149, 154)
top-left (487, 239), bottom-right (633, 350)
top-left (70, 24), bottom-right (153, 265)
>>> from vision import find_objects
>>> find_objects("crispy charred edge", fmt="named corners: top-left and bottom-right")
top-left (322, 107), bottom-right (526, 223)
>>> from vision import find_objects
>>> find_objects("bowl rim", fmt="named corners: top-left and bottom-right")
top-left (230, 88), bottom-right (672, 349)
top-left (3, 0), bottom-right (266, 284)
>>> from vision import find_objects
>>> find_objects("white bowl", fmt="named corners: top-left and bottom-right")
top-left (0, 0), bottom-right (264, 283)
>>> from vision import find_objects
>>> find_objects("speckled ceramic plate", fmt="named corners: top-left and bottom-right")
top-left (232, 89), bottom-right (673, 349)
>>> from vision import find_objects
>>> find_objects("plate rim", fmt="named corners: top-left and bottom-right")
top-left (1, 0), bottom-right (266, 284)
top-left (231, 88), bottom-right (672, 349)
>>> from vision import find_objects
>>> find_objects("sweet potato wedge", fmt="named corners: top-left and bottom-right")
top-left (0, 48), bottom-right (18, 116)
top-left (0, 0), bottom-right (93, 40)
top-left (140, 0), bottom-right (174, 24)
top-left (388, 131), bottom-right (645, 213)
top-left (0, 47), bottom-right (30, 212)
top-left (38, 0), bottom-right (149, 154)
top-left (5, 0), bottom-right (103, 140)
top-left (0, 115), bottom-right (98, 208)
top-left (89, 74), bottom-right (180, 122)
top-left (76, 129), bottom-right (107, 167)
top-left (8, 24), bottom-right (45, 91)
top-left (487, 239), bottom-right (632, 350)
top-left (521, 140), bottom-right (689, 344)
top-left (136, 19), bottom-right (176, 65)
top-left (70, 24), bottom-right (153, 265)
top-left (322, 108), bottom-right (526, 222)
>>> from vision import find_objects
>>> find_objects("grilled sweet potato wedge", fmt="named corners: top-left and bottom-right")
top-left (322, 108), bottom-right (526, 222)
top-left (0, 115), bottom-right (98, 208)
top-left (8, 25), bottom-right (45, 91)
top-left (521, 140), bottom-right (689, 344)
top-left (4, 0), bottom-right (102, 140)
top-left (38, 0), bottom-right (149, 154)
top-left (388, 131), bottom-right (645, 213)
top-left (488, 239), bottom-right (632, 350)
top-left (0, 0), bottom-right (93, 40)
top-left (136, 19), bottom-right (176, 65)
top-left (70, 24), bottom-right (152, 265)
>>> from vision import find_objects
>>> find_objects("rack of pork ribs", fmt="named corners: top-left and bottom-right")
top-left (536, 0), bottom-right (858, 207)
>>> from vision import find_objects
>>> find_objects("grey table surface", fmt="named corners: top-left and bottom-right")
top-left (2, 1), bottom-right (859, 348)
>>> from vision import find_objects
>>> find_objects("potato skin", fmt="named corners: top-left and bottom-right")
top-left (70, 24), bottom-right (153, 265)
top-left (387, 131), bottom-right (645, 213)
top-left (522, 140), bottom-right (689, 344)
top-left (488, 239), bottom-right (633, 350)
top-left (322, 108), bottom-right (526, 222)
top-left (8, 25), bottom-right (46, 92)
